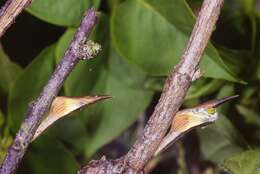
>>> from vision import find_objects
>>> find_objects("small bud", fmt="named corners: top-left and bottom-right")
top-left (77, 38), bottom-right (101, 60)
top-left (192, 68), bottom-right (202, 81)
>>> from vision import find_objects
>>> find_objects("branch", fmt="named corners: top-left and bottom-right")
top-left (0, 8), bottom-right (98, 174)
top-left (0, 0), bottom-right (32, 38)
top-left (125, 0), bottom-right (224, 170)
top-left (79, 0), bottom-right (225, 173)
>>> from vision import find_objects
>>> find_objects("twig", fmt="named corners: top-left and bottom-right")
top-left (0, 0), bottom-right (32, 38)
top-left (79, 0), bottom-right (225, 173)
top-left (125, 0), bottom-right (224, 170)
top-left (0, 8), bottom-right (98, 174)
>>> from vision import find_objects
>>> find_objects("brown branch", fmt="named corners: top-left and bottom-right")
top-left (79, 0), bottom-right (225, 173)
top-left (125, 0), bottom-right (224, 170)
top-left (0, 8), bottom-right (99, 174)
top-left (0, 0), bottom-right (32, 38)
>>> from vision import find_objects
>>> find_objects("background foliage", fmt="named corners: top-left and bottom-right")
top-left (0, 0), bottom-right (260, 173)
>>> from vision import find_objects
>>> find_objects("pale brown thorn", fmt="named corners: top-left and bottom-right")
top-left (32, 95), bottom-right (111, 141)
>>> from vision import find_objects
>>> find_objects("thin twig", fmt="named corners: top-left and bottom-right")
top-left (0, 8), bottom-right (98, 174)
top-left (0, 0), bottom-right (32, 38)
top-left (125, 0), bottom-right (224, 170)
top-left (79, 0), bottom-right (225, 173)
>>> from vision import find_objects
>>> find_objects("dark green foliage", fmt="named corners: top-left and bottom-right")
top-left (1, 0), bottom-right (260, 173)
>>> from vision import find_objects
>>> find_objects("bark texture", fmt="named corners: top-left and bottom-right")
top-left (0, 9), bottom-right (98, 174)
top-left (79, 0), bottom-right (225, 173)
top-left (0, 0), bottom-right (32, 38)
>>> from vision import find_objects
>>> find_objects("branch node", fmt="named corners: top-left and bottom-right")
top-left (192, 68), bottom-right (203, 82)
top-left (76, 39), bottom-right (101, 60)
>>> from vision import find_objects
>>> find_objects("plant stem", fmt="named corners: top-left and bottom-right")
top-left (0, 0), bottom-right (32, 38)
top-left (125, 0), bottom-right (225, 170)
top-left (0, 8), bottom-right (98, 174)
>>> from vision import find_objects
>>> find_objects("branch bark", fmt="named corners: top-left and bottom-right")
top-left (0, 8), bottom-right (98, 174)
top-left (125, 0), bottom-right (224, 170)
top-left (0, 0), bottom-right (32, 38)
top-left (79, 0), bottom-right (225, 173)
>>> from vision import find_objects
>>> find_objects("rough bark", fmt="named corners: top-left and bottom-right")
top-left (0, 9), bottom-right (98, 174)
top-left (79, 0), bottom-right (225, 173)
top-left (0, 0), bottom-right (32, 38)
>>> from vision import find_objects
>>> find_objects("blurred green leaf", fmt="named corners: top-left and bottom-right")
top-left (108, 0), bottom-right (121, 10)
top-left (236, 104), bottom-right (260, 125)
top-left (198, 115), bottom-right (245, 163)
top-left (0, 110), bottom-right (12, 164)
top-left (55, 29), bottom-right (76, 63)
top-left (241, 87), bottom-right (257, 100)
top-left (56, 29), bottom-right (152, 157)
top-left (144, 77), bottom-right (225, 101)
top-left (255, 58), bottom-right (260, 79)
top-left (27, 0), bottom-right (100, 27)
top-left (54, 16), bottom-right (153, 157)
top-left (111, 0), bottom-right (240, 82)
top-left (8, 45), bottom-right (55, 132)
top-left (55, 15), bottom-right (109, 94)
top-left (255, 0), bottom-right (260, 17)
top-left (143, 76), bottom-right (165, 91)
top-left (186, 79), bottom-right (224, 100)
top-left (0, 110), bottom-right (4, 129)
top-left (23, 135), bottom-right (79, 174)
top-left (216, 83), bottom-right (235, 114)
top-left (222, 150), bottom-right (260, 174)
top-left (62, 46), bottom-right (153, 158)
top-left (218, 0), bottom-right (252, 50)
top-left (0, 45), bottom-right (22, 94)
top-left (0, 136), bottom-right (12, 164)
top-left (217, 47), bottom-right (248, 75)
top-left (55, 28), bottom-right (105, 96)
top-left (83, 52), bottom-right (153, 157)
top-left (51, 18), bottom-right (108, 154)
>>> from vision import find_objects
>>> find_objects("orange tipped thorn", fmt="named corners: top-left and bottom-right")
top-left (32, 95), bottom-right (111, 141)
top-left (154, 95), bottom-right (239, 156)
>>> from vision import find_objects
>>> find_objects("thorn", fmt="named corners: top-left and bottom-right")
top-left (196, 95), bottom-right (239, 108)
top-left (154, 95), bottom-right (239, 157)
top-left (50, 95), bottom-right (111, 118)
top-left (32, 95), bottom-right (111, 141)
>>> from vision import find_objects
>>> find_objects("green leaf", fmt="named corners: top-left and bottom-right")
top-left (0, 136), bottom-right (12, 165)
top-left (0, 45), bottom-right (22, 94)
top-left (144, 77), bottom-right (224, 101)
top-left (23, 135), bottom-right (79, 174)
top-left (186, 79), bottom-right (224, 100)
top-left (143, 76), bottom-right (165, 91)
top-left (222, 150), bottom-right (260, 174)
top-left (217, 47), bottom-right (248, 76)
top-left (27, 0), bottom-right (100, 27)
top-left (83, 54), bottom-right (153, 157)
top-left (0, 110), bottom-right (12, 164)
top-left (55, 26), bottom-right (153, 157)
top-left (52, 17), bottom-right (109, 155)
top-left (198, 115), bottom-right (245, 163)
top-left (255, 58), bottom-right (260, 80)
top-left (216, 83), bottom-right (236, 114)
top-left (108, 0), bottom-right (121, 10)
top-left (55, 15), bottom-right (109, 94)
top-left (0, 110), bottom-right (4, 129)
top-left (8, 45), bottom-right (55, 132)
top-left (55, 29), bottom-right (76, 63)
top-left (236, 104), bottom-right (260, 125)
top-left (111, 0), bottom-right (240, 82)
